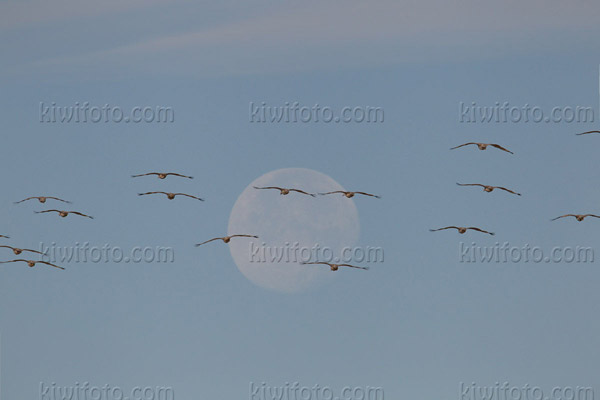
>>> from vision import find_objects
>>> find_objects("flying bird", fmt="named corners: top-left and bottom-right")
top-left (456, 183), bottom-right (521, 196)
top-left (195, 234), bottom-right (259, 247)
top-left (14, 196), bottom-right (71, 204)
top-left (35, 210), bottom-right (94, 219)
top-left (253, 186), bottom-right (315, 197)
top-left (0, 245), bottom-right (43, 255)
top-left (0, 259), bottom-right (64, 270)
top-left (551, 214), bottom-right (600, 222)
top-left (450, 142), bottom-right (513, 154)
top-left (138, 192), bottom-right (204, 201)
top-left (132, 172), bottom-right (193, 180)
top-left (300, 261), bottom-right (369, 271)
top-left (576, 131), bottom-right (600, 136)
top-left (318, 190), bottom-right (381, 199)
top-left (429, 226), bottom-right (495, 235)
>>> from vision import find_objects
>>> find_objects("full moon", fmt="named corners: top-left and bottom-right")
top-left (228, 168), bottom-right (360, 293)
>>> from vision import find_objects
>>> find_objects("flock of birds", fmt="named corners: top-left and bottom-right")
top-left (3, 130), bottom-right (599, 271)
top-left (197, 185), bottom-right (381, 272)
top-left (1, 172), bottom-right (381, 272)
top-left (0, 195), bottom-right (81, 270)
top-left (429, 132), bottom-right (600, 236)
top-left (428, 141), bottom-right (515, 236)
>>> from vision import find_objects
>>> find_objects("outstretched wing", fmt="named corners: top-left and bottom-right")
top-left (300, 261), bottom-right (330, 266)
top-left (429, 226), bottom-right (459, 232)
top-left (253, 186), bottom-right (282, 190)
top-left (490, 144), bottom-right (514, 154)
top-left (456, 183), bottom-right (484, 188)
top-left (0, 259), bottom-right (26, 264)
top-left (174, 193), bottom-right (204, 201)
top-left (230, 235), bottom-right (259, 239)
top-left (38, 261), bottom-right (65, 270)
top-left (467, 227), bottom-right (495, 235)
top-left (138, 192), bottom-right (166, 196)
top-left (195, 237), bottom-right (222, 247)
top-left (35, 209), bottom-right (60, 214)
top-left (14, 197), bottom-right (38, 204)
top-left (21, 248), bottom-right (44, 255)
top-left (551, 214), bottom-right (575, 221)
top-left (450, 142), bottom-right (477, 150)
top-left (289, 189), bottom-right (316, 197)
top-left (166, 173), bottom-right (193, 179)
top-left (131, 172), bottom-right (158, 178)
top-left (0, 235), bottom-right (9, 239)
top-left (495, 186), bottom-right (521, 196)
top-left (46, 197), bottom-right (72, 203)
top-left (339, 264), bottom-right (370, 270)
top-left (576, 131), bottom-right (600, 136)
top-left (354, 192), bottom-right (381, 198)
top-left (318, 191), bottom-right (345, 196)
top-left (583, 214), bottom-right (600, 219)
top-left (70, 211), bottom-right (94, 219)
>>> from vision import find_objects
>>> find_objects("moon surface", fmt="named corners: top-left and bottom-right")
top-left (228, 168), bottom-right (360, 293)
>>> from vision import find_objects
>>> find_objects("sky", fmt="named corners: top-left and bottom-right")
top-left (1, 1), bottom-right (600, 399)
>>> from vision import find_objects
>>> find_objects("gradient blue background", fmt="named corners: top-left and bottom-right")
top-left (1, 1), bottom-right (600, 399)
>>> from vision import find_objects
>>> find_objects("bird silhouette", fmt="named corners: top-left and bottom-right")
top-left (430, 226), bottom-right (495, 235)
top-left (300, 261), bottom-right (369, 271)
top-left (253, 186), bottom-right (315, 197)
top-left (195, 235), bottom-right (259, 247)
top-left (138, 192), bottom-right (204, 201)
top-left (450, 142), bottom-right (513, 154)
top-left (14, 196), bottom-right (71, 204)
top-left (318, 190), bottom-right (381, 199)
top-left (0, 259), bottom-right (64, 270)
top-left (0, 245), bottom-right (43, 255)
top-left (35, 210), bottom-right (93, 219)
top-left (551, 214), bottom-right (600, 222)
top-left (456, 183), bottom-right (521, 196)
top-left (132, 172), bottom-right (193, 179)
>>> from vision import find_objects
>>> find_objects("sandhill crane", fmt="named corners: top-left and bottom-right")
top-left (132, 172), bottom-right (193, 179)
top-left (450, 142), bottom-right (513, 154)
top-left (551, 214), bottom-right (600, 222)
top-left (0, 259), bottom-right (64, 270)
top-left (14, 196), bottom-right (71, 204)
top-left (253, 186), bottom-right (315, 197)
top-left (35, 210), bottom-right (93, 219)
top-left (318, 190), bottom-right (381, 199)
top-left (456, 183), bottom-right (521, 196)
top-left (430, 226), bottom-right (495, 235)
top-left (195, 235), bottom-right (259, 247)
top-left (0, 245), bottom-right (43, 256)
top-left (300, 261), bottom-right (369, 271)
top-left (138, 192), bottom-right (204, 201)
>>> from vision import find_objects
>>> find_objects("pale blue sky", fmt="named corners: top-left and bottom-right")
top-left (1, 1), bottom-right (600, 399)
